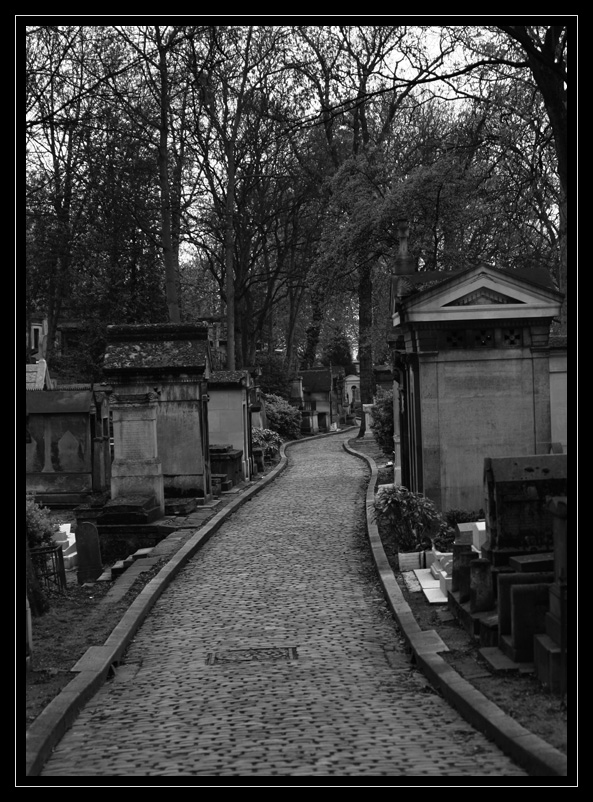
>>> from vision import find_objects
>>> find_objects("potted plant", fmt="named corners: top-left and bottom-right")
top-left (373, 484), bottom-right (448, 570)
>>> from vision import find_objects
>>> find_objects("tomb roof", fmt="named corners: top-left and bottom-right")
top-left (300, 366), bottom-right (345, 392)
top-left (105, 322), bottom-right (209, 341)
top-left (26, 389), bottom-right (94, 414)
top-left (393, 264), bottom-right (558, 297)
top-left (208, 370), bottom-right (249, 385)
top-left (103, 339), bottom-right (210, 371)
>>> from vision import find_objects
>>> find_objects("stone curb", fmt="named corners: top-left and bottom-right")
top-left (25, 426), bottom-right (357, 777)
top-left (343, 441), bottom-right (568, 779)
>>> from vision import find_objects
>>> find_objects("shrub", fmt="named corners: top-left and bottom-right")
top-left (26, 496), bottom-right (57, 616)
top-left (252, 427), bottom-right (283, 460)
top-left (373, 484), bottom-right (448, 553)
top-left (26, 495), bottom-right (57, 550)
top-left (262, 393), bottom-right (302, 440)
top-left (370, 389), bottom-right (395, 457)
top-left (444, 508), bottom-right (484, 528)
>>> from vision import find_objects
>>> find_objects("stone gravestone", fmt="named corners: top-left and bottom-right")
top-left (76, 522), bottom-right (103, 584)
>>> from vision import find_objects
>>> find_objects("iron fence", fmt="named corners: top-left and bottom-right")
top-left (29, 543), bottom-right (67, 594)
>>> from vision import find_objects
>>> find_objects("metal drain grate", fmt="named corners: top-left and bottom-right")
top-left (206, 647), bottom-right (297, 665)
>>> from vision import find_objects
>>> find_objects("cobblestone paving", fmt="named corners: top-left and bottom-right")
top-left (40, 433), bottom-right (528, 778)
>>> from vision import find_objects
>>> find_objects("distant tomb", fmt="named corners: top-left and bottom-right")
top-left (26, 387), bottom-right (111, 507)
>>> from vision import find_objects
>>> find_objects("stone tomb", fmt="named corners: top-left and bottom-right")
top-left (483, 454), bottom-right (567, 567)
top-left (103, 323), bottom-right (212, 499)
top-left (299, 367), bottom-right (345, 432)
top-left (533, 496), bottom-right (568, 694)
top-left (209, 444), bottom-right (243, 490)
top-left (388, 255), bottom-right (565, 512)
top-left (26, 387), bottom-right (111, 507)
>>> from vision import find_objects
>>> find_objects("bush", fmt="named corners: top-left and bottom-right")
top-left (26, 496), bottom-right (57, 616)
top-left (370, 389), bottom-right (395, 457)
top-left (262, 393), bottom-right (302, 440)
top-left (252, 427), bottom-right (283, 460)
top-left (373, 484), bottom-right (448, 553)
top-left (444, 508), bottom-right (484, 528)
top-left (26, 495), bottom-right (57, 550)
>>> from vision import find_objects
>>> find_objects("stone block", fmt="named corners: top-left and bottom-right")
top-left (439, 572), bottom-right (452, 596)
top-left (454, 549), bottom-right (475, 604)
top-left (497, 571), bottom-right (554, 636)
top-left (502, 582), bottom-right (550, 662)
top-left (471, 521), bottom-right (487, 551)
top-left (110, 560), bottom-right (127, 577)
top-left (398, 552), bottom-right (425, 571)
top-left (478, 614), bottom-right (499, 647)
top-left (470, 558), bottom-right (494, 613)
top-left (534, 633), bottom-right (566, 694)
top-left (508, 552), bottom-right (554, 573)
top-left (132, 547), bottom-right (154, 560)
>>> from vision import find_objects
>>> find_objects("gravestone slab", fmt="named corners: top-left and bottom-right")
top-left (76, 522), bottom-right (103, 584)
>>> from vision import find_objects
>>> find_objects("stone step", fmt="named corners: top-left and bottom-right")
top-left (164, 497), bottom-right (197, 516)
top-left (110, 555), bottom-right (135, 577)
top-left (131, 547), bottom-right (154, 561)
top-left (508, 552), bottom-right (554, 573)
top-left (212, 474), bottom-right (233, 491)
top-left (110, 560), bottom-right (127, 577)
top-left (479, 645), bottom-right (534, 675)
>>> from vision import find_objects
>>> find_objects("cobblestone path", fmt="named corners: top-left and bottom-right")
top-left (40, 433), bottom-right (528, 779)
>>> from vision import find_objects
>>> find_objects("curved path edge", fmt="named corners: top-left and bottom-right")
top-left (343, 440), bottom-right (568, 779)
top-left (25, 427), bottom-right (357, 778)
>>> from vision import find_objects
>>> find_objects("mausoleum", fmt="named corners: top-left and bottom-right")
top-left (299, 366), bottom-right (345, 432)
top-left (389, 226), bottom-right (565, 512)
top-left (103, 323), bottom-right (212, 500)
top-left (207, 369), bottom-right (254, 482)
top-left (26, 384), bottom-right (111, 506)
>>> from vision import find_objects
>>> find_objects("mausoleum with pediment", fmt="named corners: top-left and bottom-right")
top-left (389, 240), bottom-right (566, 513)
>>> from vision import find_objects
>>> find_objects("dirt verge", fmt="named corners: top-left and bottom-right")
top-left (348, 435), bottom-right (567, 757)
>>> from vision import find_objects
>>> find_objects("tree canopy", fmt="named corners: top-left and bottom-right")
top-left (25, 23), bottom-right (570, 387)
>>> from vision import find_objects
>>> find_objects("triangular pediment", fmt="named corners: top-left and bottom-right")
top-left (443, 288), bottom-right (525, 306)
top-left (392, 264), bottom-right (563, 326)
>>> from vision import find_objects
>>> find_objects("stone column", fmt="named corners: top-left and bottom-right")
top-left (110, 392), bottom-right (165, 515)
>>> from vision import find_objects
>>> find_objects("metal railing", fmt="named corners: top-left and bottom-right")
top-left (29, 543), bottom-right (67, 595)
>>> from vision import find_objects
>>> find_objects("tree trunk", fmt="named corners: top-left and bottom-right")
top-left (357, 261), bottom-right (375, 438)
top-left (302, 294), bottom-right (324, 368)
top-left (157, 36), bottom-right (181, 324)
top-left (225, 145), bottom-right (236, 370)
